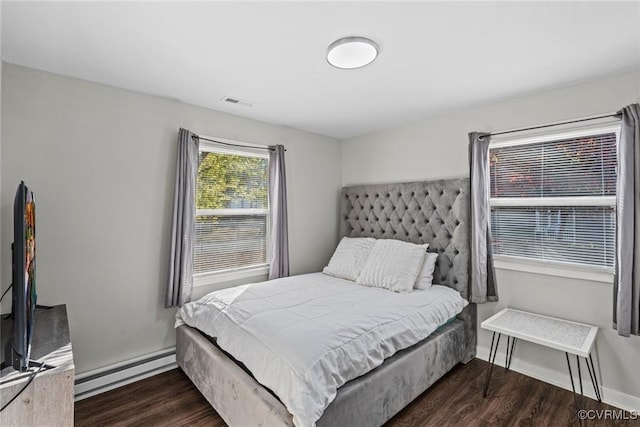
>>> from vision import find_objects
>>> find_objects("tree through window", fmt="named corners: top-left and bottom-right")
top-left (194, 146), bottom-right (269, 277)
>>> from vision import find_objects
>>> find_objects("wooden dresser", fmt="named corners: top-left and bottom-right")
top-left (1, 305), bottom-right (74, 426)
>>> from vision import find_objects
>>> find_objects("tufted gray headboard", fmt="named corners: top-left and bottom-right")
top-left (340, 178), bottom-right (470, 300)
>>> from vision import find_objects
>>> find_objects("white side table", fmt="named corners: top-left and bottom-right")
top-left (481, 308), bottom-right (601, 408)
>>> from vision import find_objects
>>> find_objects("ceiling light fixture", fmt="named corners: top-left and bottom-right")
top-left (327, 37), bottom-right (378, 69)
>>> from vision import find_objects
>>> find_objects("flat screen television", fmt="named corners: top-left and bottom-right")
top-left (9, 181), bottom-right (37, 372)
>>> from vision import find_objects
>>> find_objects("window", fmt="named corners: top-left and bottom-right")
top-left (489, 123), bottom-right (619, 274)
top-left (194, 142), bottom-right (269, 284)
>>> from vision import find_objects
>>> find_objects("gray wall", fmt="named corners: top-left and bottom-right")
top-left (342, 69), bottom-right (640, 408)
top-left (0, 63), bottom-right (342, 374)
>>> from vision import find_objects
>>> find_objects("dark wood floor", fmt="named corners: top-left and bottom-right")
top-left (75, 358), bottom-right (638, 427)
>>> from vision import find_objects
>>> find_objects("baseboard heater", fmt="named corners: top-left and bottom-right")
top-left (74, 347), bottom-right (177, 401)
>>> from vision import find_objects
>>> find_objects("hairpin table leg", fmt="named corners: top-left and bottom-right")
top-left (483, 332), bottom-right (501, 398)
top-left (586, 354), bottom-right (602, 402)
top-left (565, 353), bottom-right (580, 409)
top-left (505, 336), bottom-right (510, 369)
top-left (506, 337), bottom-right (516, 370)
top-left (576, 355), bottom-right (584, 408)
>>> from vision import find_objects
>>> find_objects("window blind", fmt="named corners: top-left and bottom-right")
top-left (489, 132), bottom-right (617, 269)
top-left (194, 150), bottom-right (269, 275)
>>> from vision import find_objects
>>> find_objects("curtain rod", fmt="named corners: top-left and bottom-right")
top-left (193, 135), bottom-right (286, 152)
top-left (489, 111), bottom-right (622, 137)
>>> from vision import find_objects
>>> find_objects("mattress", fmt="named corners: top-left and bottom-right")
top-left (177, 272), bottom-right (468, 427)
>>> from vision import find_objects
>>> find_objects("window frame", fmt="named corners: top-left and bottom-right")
top-left (489, 120), bottom-right (621, 283)
top-left (193, 139), bottom-right (270, 288)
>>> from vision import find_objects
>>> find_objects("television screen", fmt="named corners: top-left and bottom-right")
top-left (12, 181), bottom-right (37, 372)
top-left (24, 189), bottom-right (36, 359)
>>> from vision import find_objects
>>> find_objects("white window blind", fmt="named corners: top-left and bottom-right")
top-left (489, 126), bottom-right (618, 270)
top-left (194, 147), bottom-right (269, 276)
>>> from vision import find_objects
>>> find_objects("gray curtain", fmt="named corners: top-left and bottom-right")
top-left (468, 132), bottom-right (499, 303)
top-left (268, 145), bottom-right (289, 279)
top-left (614, 103), bottom-right (640, 337)
top-left (166, 128), bottom-right (199, 308)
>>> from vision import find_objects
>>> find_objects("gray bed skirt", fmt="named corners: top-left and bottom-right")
top-left (176, 304), bottom-right (476, 427)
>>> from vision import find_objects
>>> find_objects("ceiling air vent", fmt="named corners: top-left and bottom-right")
top-left (221, 96), bottom-right (254, 108)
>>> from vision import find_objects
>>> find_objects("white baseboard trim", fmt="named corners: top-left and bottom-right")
top-left (74, 347), bottom-right (177, 401)
top-left (476, 346), bottom-right (640, 412)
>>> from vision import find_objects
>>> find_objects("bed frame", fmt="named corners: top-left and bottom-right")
top-left (176, 178), bottom-right (477, 426)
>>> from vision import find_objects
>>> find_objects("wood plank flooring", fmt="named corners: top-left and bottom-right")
top-left (75, 359), bottom-right (639, 427)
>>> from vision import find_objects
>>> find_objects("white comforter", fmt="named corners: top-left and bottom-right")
top-left (177, 272), bottom-right (467, 427)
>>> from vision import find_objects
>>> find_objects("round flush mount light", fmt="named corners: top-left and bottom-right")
top-left (327, 37), bottom-right (378, 69)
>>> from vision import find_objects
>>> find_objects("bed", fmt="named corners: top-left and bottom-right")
top-left (176, 178), bottom-right (477, 427)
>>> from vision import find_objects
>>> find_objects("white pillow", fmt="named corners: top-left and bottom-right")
top-left (414, 252), bottom-right (439, 290)
top-left (323, 237), bottom-right (376, 281)
top-left (356, 239), bottom-right (428, 293)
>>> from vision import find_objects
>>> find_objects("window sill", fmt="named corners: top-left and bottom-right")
top-left (493, 255), bottom-right (614, 284)
top-left (194, 264), bottom-right (270, 288)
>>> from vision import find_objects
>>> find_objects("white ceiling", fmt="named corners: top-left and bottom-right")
top-left (2, 1), bottom-right (640, 139)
